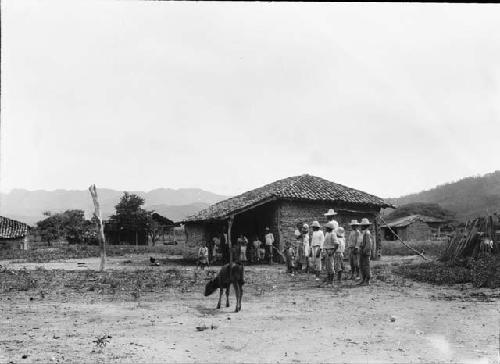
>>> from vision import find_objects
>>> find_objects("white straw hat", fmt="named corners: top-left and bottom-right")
top-left (311, 221), bottom-right (321, 228)
top-left (324, 209), bottom-right (338, 216)
top-left (360, 218), bottom-right (371, 226)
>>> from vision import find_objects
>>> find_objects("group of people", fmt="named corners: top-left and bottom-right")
top-left (283, 209), bottom-right (374, 286)
top-left (197, 227), bottom-right (277, 269)
top-left (197, 209), bottom-right (374, 286)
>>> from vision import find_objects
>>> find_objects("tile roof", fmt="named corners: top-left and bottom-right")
top-left (383, 214), bottom-right (446, 228)
top-left (183, 174), bottom-right (393, 222)
top-left (0, 216), bottom-right (30, 239)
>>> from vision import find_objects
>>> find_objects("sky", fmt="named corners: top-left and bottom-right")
top-left (1, 1), bottom-right (499, 198)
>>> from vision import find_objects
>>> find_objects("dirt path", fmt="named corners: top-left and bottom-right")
top-left (0, 258), bottom-right (498, 363)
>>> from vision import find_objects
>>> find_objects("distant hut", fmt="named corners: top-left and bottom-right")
top-left (0, 216), bottom-right (30, 250)
top-left (181, 174), bottom-right (392, 260)
top-left (381, 215), bottom-right (447, 241)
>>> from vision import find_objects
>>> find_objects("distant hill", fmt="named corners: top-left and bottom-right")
top-left (0, 188), bottom-right (227, 225)
top-left (386, 171), bottom-right (500, 221)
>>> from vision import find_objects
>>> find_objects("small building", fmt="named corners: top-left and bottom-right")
top-left (0, 216), bottom-right (30, 250)
top-left (381, 214), bottom-right (447, 241)
top-left (182, 174), bottom-right (392, 260)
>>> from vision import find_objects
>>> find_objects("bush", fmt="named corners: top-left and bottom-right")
top-left (395, 254), bottom-right (500, 288)
top-left (395, 261), bottom-right (472, 285)
top-left (471, 253), bottom-right (500, 288)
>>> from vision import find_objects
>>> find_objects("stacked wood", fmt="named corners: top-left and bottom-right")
top-left (441, 214), bottom-right (499, 262)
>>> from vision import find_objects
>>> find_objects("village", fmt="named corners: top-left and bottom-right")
top-left (0, 174), bottom-right (499, 363)
top-left (2, 2), bottom-right (500, 364)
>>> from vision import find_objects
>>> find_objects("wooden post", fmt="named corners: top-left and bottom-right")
top-left (228, 216), bottom-right (234, 265)
top-left (89, 184), bottom-right (107, 271)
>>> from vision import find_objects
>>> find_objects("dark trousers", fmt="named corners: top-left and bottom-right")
top-left (359, 254), bottom-right (371, 282)
top-left (349, 248), bottom-right (360, 276)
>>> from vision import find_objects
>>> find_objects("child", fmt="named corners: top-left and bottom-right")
top-left (197, 242), bottom-right (209, 270)
top-left (334, 227), bottom-right (346, 282)
top-left (284, 240), bottom-right (296, 275)
top-left (252, 236), bottom-right (262, 263)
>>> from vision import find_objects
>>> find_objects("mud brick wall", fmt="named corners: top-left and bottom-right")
top-left (184, 223), bottom-right (207, 249)
top-left (405, 221), bottom-right (431, 241)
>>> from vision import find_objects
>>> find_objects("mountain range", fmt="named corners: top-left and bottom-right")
top-left (1, 171), bottom-right (499, 225)
top-left (386, 171), bottom-right (500, 221)
top-left (0, 188), bottom-right (228, 225)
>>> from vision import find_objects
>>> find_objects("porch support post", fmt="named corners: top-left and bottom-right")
top-left (228, 215), bottom-right (234, 265)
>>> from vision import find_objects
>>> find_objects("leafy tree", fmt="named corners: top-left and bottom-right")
top-left (36, 209), bottom-right (90, 245)
top-left (146, 212), bottom-right (175, 246)
top-left (386, 202), bottom-right (456, 221)
top-left (111, 192), bottom-right (149, 244)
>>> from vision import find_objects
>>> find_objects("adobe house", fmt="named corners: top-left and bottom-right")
top-left (381, 214), bottom-right (447, 241)
top-left (181, 174), bottom-right (392, 260)
top-left (0, 216), bottom-right (30, 250)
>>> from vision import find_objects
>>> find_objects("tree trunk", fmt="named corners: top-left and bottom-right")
top-left (89, 184), bottom-right (106, 271)
top-left (135, 231), bottom-right (139, 248)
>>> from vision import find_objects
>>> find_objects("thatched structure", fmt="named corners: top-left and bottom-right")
top-left (441, 213), bottom-right (500, 261)
top-left (182, 174), bottom-right (392, 261)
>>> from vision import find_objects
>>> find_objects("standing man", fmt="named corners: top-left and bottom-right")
top-left (324, 209), bottom-right (339, 231)
top-left (265, 227), bottom-right (275, 264)
top-left (323, 222), bottom-right (339, 283)
top-left (310, 221), bottom-right (325, 281)
top-left (347, 220), bottom-right (362, 280)
top-left (359, 218), bottom-right (373, 286)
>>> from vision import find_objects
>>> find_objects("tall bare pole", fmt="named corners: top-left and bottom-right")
top-left (89, 184), bottom-right (107, 271)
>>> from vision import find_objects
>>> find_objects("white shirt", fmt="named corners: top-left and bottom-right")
top-left (265, 233), bottom-right (274, 246)
top-left (327, 219), bottom-right (339, 231)
top-left (336, 236), bottom-right (346, 253)
top-left (311, 230), bottom-right (325, 248)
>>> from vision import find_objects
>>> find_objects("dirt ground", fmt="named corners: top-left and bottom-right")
top-left (0, 255), bottom-right (498, 364)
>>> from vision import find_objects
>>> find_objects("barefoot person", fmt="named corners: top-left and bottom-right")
top-left (296, 223), bottom-right (310, 273)
top-left (323, 222), bottom-right (339, 283)
top-left (197, 241), bottom-right (209, 270)
top-left (347, 220), bottom-right (362, 280)
top-left (310, 221), bottom-right (324, 281)
top-left (359, 218), bottom-right (373, 285)
top-left (264, 227), bottom-right (275, 264)
top-left (335, 227), bottom-right (346, 283)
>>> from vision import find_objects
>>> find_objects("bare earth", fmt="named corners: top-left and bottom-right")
top-left (0, 255), bottom-right (498, 364)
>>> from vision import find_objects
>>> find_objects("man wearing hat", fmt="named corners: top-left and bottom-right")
top-left (359, 218), bottom-right (373, 285)
top-left (323, 222), bottom-right (339, 283)
top-left (324, 209), bottom-right (339, 231)
top-left (347, 220), bottom-right (362, 280)
top-left (310, 221), bottom-right (325, 281)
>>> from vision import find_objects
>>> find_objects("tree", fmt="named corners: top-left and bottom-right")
top-left (145, 212), bottom-right (175, 246)
top-left (111, 192), bottom-right (149, 245)
top-left (37, 212), bottom-right (64, 246)
top-left (36, 209), bottom-right (89, 246)
top-left (385, 202), bottom-right (456, 221)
